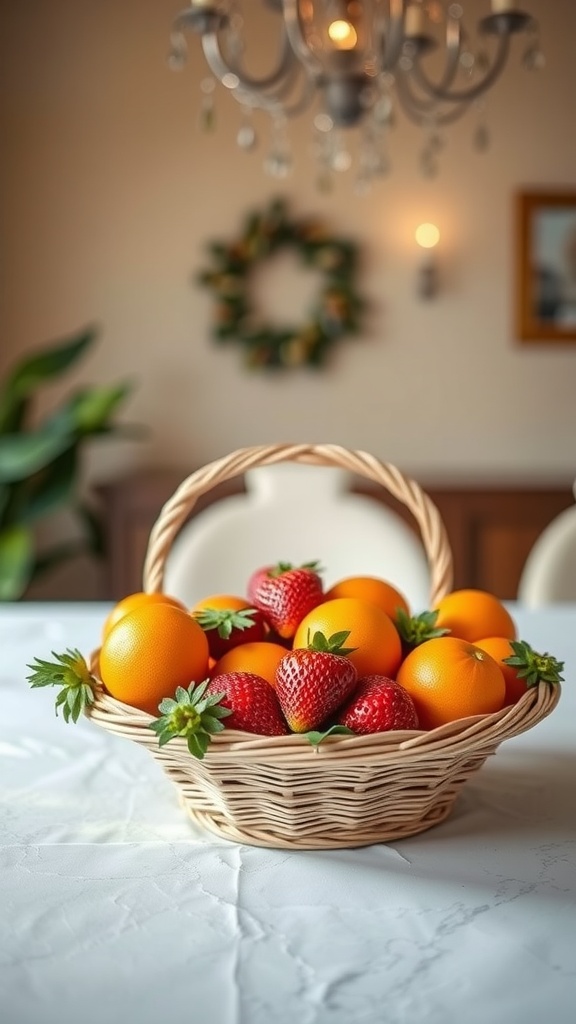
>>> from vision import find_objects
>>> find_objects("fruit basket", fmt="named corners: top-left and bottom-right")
top-left (85, 443), bottom-right (560, 850)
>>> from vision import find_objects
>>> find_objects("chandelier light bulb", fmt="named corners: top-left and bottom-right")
top-left (327, 19), bottom-right (358, 50)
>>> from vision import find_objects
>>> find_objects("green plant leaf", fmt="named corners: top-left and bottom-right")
top-left (18, 446), bottom-right (78, 524)
top-left (0, 327), bottom-right (97, 434)
top-left (0, 483), bottom-right (10, 526)
top-left (3, 327), bottom-right (97, 399)
top-left (0, 395), bottom-right (30, 438)
top-left (0, 524), bottom-right (34, 600)
top-left (0, 428), bottom-right (73, 483)
top-left (44, 383), bottom-right (132, 437)
top-left (0, 326), bottom-right (137, 596)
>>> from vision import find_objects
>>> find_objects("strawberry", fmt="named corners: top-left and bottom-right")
top-left (247, 561), bottom-right (324, 639)
top-left (336, 675), bottom-right (419, 734)
top-left (275, 631), bottom-right (358, 732)
top-left (206, 672), bottom-right (288, 735)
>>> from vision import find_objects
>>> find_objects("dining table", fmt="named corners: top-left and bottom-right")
top-left (1, 600), bottom-right (575, 1024)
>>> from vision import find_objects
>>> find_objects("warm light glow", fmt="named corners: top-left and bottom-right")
top-left (415, 223), bottom-right (440, 249)
top-left (328, 20), bottom-right (358, 50)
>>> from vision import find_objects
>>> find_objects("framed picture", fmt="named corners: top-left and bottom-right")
top-left (516, 190), bottom-right (576, 343)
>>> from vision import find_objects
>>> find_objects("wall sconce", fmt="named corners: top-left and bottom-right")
top-left (415, 223), bottom-right (440, 299)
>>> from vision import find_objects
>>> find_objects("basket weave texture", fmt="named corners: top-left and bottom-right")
top-left (86, 444), bottom-right (560, 850)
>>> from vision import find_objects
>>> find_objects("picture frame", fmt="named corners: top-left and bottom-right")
top-left (516, 190), bottom-right (576, 343)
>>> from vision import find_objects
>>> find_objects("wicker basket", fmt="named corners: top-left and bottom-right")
top-left (86, 443), bottom-right (560, 850)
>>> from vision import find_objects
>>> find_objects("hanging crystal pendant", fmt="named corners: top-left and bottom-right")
top-left (459, 49), bottom-right (476, 77)
top-left (311, 115), bottom-right (336, 193)
top-left (199, 78), bottom-right (217, 133)
top-left (360, 125), bottom-right (390, 182)
top-left (236, 107), bottom-right (257, 151)
top-left (167, 31), bottom-right (187, 72)
top-left (419, 116), bottom-right (443, 178)
top-left (523, 43), bottom-right (546, 71)
top-left (263, 115), bottom-right (293, 178)
top-left (522, 20), bottom-right (545, 71)
top-left (329, 132), bottom-right (353, 173)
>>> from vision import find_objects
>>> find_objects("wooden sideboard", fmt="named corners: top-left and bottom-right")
top-left (97, 469), bottom-right (574, 602)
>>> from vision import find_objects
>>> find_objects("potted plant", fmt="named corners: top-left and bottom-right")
top-left (0, 325), bottom-right (135, 600)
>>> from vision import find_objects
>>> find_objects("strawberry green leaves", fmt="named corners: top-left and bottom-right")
top-left (305, 629), bottom-right (357, 656)
top-left (503, 640), bottom-right (564, 688)
top-left (149, 680), bottom-right (232, 759)
top-left (303, 725), bottom-right (355, 747)
top-left (395, 608), bottom-right (450, 652)
top-left (26, 648), bottom-right (97, 723)
top-left (26, 650), bottom-right (232, 758)
top-left (193, 606), bottom-right (259, 640)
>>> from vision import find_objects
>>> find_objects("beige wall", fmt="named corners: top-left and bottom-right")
top-left (1, 1), bottom-right (576, 596)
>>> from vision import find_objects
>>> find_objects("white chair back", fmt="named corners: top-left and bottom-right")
top-left (163, 463), bottom-right (431, 611)
top-left (517, 488), bottom-right (576, 606)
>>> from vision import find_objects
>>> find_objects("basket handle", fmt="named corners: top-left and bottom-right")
top-left (142, 443), bottom-right (454, 607)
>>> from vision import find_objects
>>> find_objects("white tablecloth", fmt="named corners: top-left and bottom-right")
top-left (1, 602), bottom-right (575, 1024)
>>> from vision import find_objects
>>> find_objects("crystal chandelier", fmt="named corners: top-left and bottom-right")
top-left (168, 1), bottom-right (543, 191)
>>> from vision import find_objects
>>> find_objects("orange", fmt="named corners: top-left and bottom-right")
top-left (433, 589), bottom-right (517, 644)
top-left (474, 636), bottom-right (528, 706)
top-left (210, 641), bottom-right (287, 688)
top-left (292, 597), bottom-right (402, 679)
top-left (191, 593), bottom-right (266, 659)
top-left (396, 636), bottom-right (506, 730)
top-left (102, 591), bottom-right (186, 641)
top-left (324, 575), bottom-right (409, 621)
top-left (99, 603), bottom-right (210, 715)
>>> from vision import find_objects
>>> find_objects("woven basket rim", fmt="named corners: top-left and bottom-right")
top-left (86, 672), bottom-right (561, 763)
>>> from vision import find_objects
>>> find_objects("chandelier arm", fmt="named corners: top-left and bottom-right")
top-left (282, 0), bottom-right (324, 79)
top-left (201, 23), bottom-right (298, 94)
top-left (242, 71), bottom-right (317, 119)
top-left (239, 58), bottom-right (301, 104)
top-left (394, 77), bottom-right (472, 127)
top-left (274, 75), bottom-right (318, 118)
top-left (212, 57), bottom-right (316, 119)
top-left (431, 15), bottom-right (463, 94)
top-left (381, 0), bottom-right (409, 71)
top-left (410, 32), bottom-right (511, 104)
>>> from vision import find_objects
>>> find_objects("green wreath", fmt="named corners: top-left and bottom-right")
top-left (197, 198), bottom-right (364, 370)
